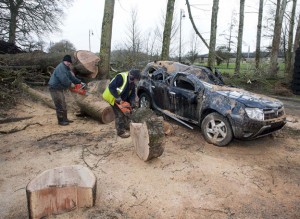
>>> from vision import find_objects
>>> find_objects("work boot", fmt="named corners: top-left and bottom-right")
top-left (118, 131), bottom-right (130, 138)
top-left (63, 110), bottom-right (73, 123)
top-left (57, 110), bottom-right (69, 126)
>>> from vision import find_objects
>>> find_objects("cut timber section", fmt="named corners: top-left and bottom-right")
top-left (130, 108), bottom-right (165, 161)
top-left (73, 50), bottom-right (100, 78)
top-left (26, 165), bottom-right (96, 219)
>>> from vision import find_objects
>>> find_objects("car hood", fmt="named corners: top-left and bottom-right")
top-left (215, 88), bottom-right (283, 108)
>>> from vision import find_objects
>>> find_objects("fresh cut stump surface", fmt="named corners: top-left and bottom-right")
top-left (26, 165), bottom-right (96, 219)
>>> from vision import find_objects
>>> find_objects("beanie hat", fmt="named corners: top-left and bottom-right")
top-left (129, 69), bottom-right (141, 80)
top-left (63, 55), bottom-right (72, 63)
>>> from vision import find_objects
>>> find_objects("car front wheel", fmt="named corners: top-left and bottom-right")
top-left (201, 112), bottom-right (233, 146)
top-left (139, 93), bottom-right (152, 108)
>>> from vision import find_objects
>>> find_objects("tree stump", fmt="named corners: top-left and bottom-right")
top-left (26, 165), bottom-right (97, 219)
top-left (130, 108), bottom-right (165, 161)
top-left (73, 50), bottom-right (100, 78)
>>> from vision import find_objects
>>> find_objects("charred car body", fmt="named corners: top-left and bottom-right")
top-left (137, 61), bottom-right (286, 146)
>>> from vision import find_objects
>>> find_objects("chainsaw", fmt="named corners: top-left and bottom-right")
top-left (69, 83), bottom-right (88, 96)
top-left (116, 101), bottom-right (132, 115)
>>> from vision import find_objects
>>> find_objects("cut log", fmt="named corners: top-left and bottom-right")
top-left (72, 92), bottom-right (114, 124)
top-left (26, 165), bottom-right (97, 219)
top-left (73, 50), bottom-right (100, 78)
top-left (130, 108), bottom-right (165, 161)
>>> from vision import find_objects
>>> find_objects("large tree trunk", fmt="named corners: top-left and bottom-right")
top-left (21, 82), bottom-right (114, 124)
top-left (234, 0), bottom-right (245, 76)
top-left (20, 83), bottom-right (55, 109)
top-left (130, 108), bottom-right (165, 161)
top-left (255, 0), bottom-right (264, 71)
top-left (98, 0), bottom-right (115, 80)
top-left (285, 0), bottom-right (297, 80)
top-left (73, 93), bottom-right (114, 124)
top-left (26, 165), bottom-right (96, 219)
top-left (269, 0), bottom-right (288, 78)
top-left (161, 0), bottom-right (175, 60)
top-left (208, 0), bottom-right (219, 70)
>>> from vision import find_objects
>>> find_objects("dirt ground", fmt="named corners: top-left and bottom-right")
top-left (0, 91), bottom-right (300, 219)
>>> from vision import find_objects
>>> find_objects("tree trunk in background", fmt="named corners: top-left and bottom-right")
top-left (234, 0), bottom-right (245, 77)
top-left (161, 0), bottom-right (175, 60)
top-left (285, 0), bottom-right (297, 80)
top-left (292, 13), bottom-right (300, 75)
top-left (268, 0), bottom-right (288, 78)
top-left (98, 0), bottom-right (115, 80)
top-left (208, 0), bottom-right (219, 71)
top-left (255, 0), bottom-right (264, 71)
top-left (185, 0), bottom-right (209, 49)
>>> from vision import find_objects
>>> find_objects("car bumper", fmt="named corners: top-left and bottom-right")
top-left (231, 115), bottom-right (287, 139)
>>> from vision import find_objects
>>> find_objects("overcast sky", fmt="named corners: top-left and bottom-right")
top-left (47, 0), bottom-right (293, 55)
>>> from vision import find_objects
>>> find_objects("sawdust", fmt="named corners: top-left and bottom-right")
top-left (0, 92), bottom-right (299, 219)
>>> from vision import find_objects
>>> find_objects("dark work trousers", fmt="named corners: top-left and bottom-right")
top-left (112, 104), bottom-right (130, 135)
top-left (49, 88), bottom-right (67, 112)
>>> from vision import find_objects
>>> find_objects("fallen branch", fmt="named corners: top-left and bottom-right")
top-left (0, 122), bottom-right (42, 134)
top-left (0, 116), bottom-right (33, 124)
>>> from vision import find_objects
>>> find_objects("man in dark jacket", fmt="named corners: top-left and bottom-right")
top-left (103, 69), bottom-right (141, 138)
top-left (48, 55), bottom-right (84, 126)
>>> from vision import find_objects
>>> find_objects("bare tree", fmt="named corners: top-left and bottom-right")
top-left (185, 33), bottom-right (201, 64)
top-left (99, 0), bottom-right (115, 79)
top-left (219, 11), bottom-right (237, 68)
top-left (292, 13), bottom-right (300, 73)
top-left (161, 0), bottom-right (176, 60)
top-left (234, 0), bottom-right (245, 76)
top-left (48, 40), bottom-right (76, 53)
top-left (123, 7), bottom-right (143, 67)
top-left (208, 0), bottom-right (219, 70)
top-left (255, 0), bottom-right (264, 71)
top-left (268, 0), bottom-right (288, 78)
top-left (0, 0), bottom-right (73, 46)
top-left (285, 0), bottom-right (297, 79)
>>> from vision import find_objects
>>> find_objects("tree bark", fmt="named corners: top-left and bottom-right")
top-left (285, 0), bottom-right (297, 80)
top-left (72, 93), bottom-right (114, 124)
top-left (255, 0), bottom-right (264, 71)
top-left (98, 0), bottom-right (115, 80)
top-left (130, 108), bottom-right (165, 161)
top-left (161, 0), bottom-right (175, 60)
top-left (73, 50), bottom-right (100, 78)
top-left (26, 165), bottom-right (96, 219)
top-left (208, 0), bottom-right (219, 70)
top-left (269, 0), bottom-right (288, 78)
top-left (234, 0), bottom-right (245, 76)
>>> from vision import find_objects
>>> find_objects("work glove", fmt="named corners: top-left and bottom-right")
top-left (115, 97), bottom-right (122, 104)
top-left (70, 83), bottom-right (75, 88)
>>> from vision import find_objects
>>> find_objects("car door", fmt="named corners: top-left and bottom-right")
top-left (150, 70), bottom-right (170, 110)
top-left (168, 73), bottom-right (200, 121)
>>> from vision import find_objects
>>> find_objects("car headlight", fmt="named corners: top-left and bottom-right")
top-left (245, 108), bottom-right (264, 121)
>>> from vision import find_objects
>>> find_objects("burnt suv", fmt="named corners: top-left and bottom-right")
top-left (137, 61), bottom-right (286, 146)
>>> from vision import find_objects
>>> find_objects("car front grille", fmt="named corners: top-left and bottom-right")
top-left (263, 106), bottom-right (285, 120)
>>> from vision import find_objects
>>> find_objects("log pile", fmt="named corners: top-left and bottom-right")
top-left (130, 108), bottom-right (165, 161)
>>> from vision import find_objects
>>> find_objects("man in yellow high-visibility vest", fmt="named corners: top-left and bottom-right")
top-left (103, 69), bottom-right (141, 138)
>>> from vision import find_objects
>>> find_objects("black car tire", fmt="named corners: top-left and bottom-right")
top-left (201, 112), bottom-right (233, 147)
top-left (139, 93), bottom-right (152, 108)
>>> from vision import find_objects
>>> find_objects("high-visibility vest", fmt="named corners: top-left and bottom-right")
top-left (102, 72), bottom-right (129, 105)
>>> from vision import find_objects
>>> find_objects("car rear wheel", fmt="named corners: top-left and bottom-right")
top-left (201, 112), bottom-right (233, 146)
top-left (139, 93), bottom-right (152, 108)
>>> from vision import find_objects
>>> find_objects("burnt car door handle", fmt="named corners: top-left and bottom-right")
top-left (169, 92), bottom-right (176, 95)
top-left (151, 85), bottom-right (155, 88)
